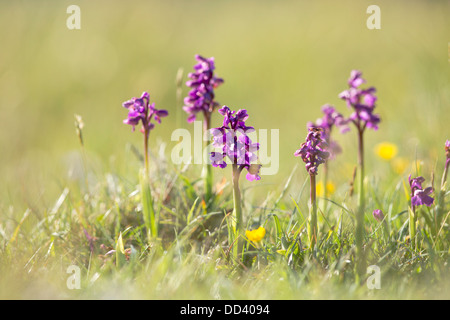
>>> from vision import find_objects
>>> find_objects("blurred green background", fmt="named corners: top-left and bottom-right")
top-left (1, 0), bottom-right (449, 212)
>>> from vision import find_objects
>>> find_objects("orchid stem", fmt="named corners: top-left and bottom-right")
top-left (322, 160), bottom-right (329, 215)
top-left (308, 174), bottom-right (318, 250)
top-left (203, 112), bottom-right (213, 206)
top-left (141, 130), bottom-right (157, 241)
top-left (232, 163), bottom-right (243, 235)
top-left (409, 205), bottom-right (417, 251)
top-left (231, 163), bottom-right (245, 259)
top-left (356, 128), bottom-right (366, 280)
top-left (441, 160), bottom-right (449, 189)
top-left (144, 131), bottom-right (150, 179)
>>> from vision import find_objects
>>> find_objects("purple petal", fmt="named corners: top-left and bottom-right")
top-left (122, 99), bottom-right (135, 109)
top-left (245, 172), bottom-right (261, 182)
top-left (348, 70), bottom-right (366, 88)
top-left (156, 109), bottom-right (169, 117)
top-left (187, 114), bottom-right (196, 123)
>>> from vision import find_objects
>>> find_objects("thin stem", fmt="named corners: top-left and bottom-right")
top-left (357, 128), bottom-right (365, 210)
top-left (203, 111), bottom-right (213, 205)
top-left (74, 115), bottom-right (89, 194)
top-left (409, 205), bottom-right (417, 251)
top-left (437, 160), bottom-right (449, 233)
top-left (140, 169), bottom-right (157, 241)
top-left (322, 160), bottom-right (329, 214)
top-left (441, 160), bottom-right (449, 189)
top-left (142, 128), bottom-right (156, 240)
top-left (144, 131), bottom-right (150, 179)
top-left (232, 163), bottom-right (243, 235)
top-left (308, 174), bottom-right (318, 249)
top-left (355, 127), bottom-right (366, 279)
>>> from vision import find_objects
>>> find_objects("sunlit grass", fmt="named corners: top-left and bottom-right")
top-left (0, 0), bottom-right (449, 300)
top-left (1, 135), bottom-right (449, 299)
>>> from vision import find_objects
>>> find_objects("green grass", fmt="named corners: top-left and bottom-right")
top-left (0, 0), bottom-right (449, 299)
top-left (1, 138), bottom-right (449, 299)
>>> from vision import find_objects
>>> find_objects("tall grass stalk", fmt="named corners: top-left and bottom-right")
top-left (74, 114), bottom-right (89, 194)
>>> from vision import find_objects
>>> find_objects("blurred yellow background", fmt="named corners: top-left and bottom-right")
top-left (1, 0), bottom-right (449, 211)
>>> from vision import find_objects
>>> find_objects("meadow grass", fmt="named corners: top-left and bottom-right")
top-left (0, 0), bottom-right (449, 299)
top-left (0, 138), bottom-right (448, 299)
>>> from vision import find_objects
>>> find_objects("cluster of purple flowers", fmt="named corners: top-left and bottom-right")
top-left (307, 104), bottom-right (349, 159)
top-left (118, 60), bottom-right (450, 258)
top-left (408, 175), bottom-right (434, 207)
top-left (339, 70), bottom-right (380, 131)
top-left (294, 127), bottom-right (330, 176)
top-left (210, 106), bottom-right (261, 181)
top-left (183, 55), bottom-right (224, 123)
top-left (122, 92), bottom-right (168, 136)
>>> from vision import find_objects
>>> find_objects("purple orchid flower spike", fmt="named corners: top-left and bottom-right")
top-left (122, 91), bottom-right (168, 136)
top-left (183, 54), bottom-right (224, 123)
top-left (338, 70), bottom-right (380, 276)
top-left (122, 91), bottom-right (169, 240)
top-left (294, 127), bottom-right (330, 176)
top-left (122, 91), bottom-right (168, 177)
top-left (294, 127), bottom-right (330, 249)
top-left (122, 91), bottom-right (149, 131)
top-left (307, 104), bottom-right (349, 216)
top-left (183, 55), bottom-right (224, 204)
top-left (339, 70), bottom-right (380, 131)
top-left (210, 106), bottom-right (261, 181)
top-left (210, 106), bottom-right (261, 236)
top-left (408, 174), bottom-right (434, 250)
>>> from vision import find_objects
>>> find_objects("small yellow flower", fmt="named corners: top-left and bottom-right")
top-left (374, 142), bottom-right (398, 161)
top-left (246, 226), bottom-right (266, 242)
top-left (325, 181), bottom-right (335, 195)
top-left (316, 181), bottom-right (336, 197)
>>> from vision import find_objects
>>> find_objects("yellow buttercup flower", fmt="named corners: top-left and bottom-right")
top-left (325, 181), bottom-right (335, 195)
top-left (316, 181), bottom-right (336, 197)
top-left (246, 226), bottom-right (266, 242)
top-left (374, 142), bottom-right (398, 161)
